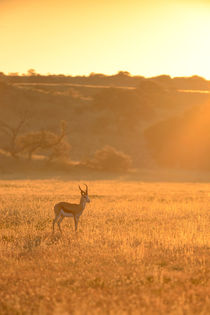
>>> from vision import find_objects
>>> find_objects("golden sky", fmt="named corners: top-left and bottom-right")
top-left (0, 0), bottom-right (210, 78)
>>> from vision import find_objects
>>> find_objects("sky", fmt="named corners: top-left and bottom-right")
top-left (0, 0), bottom-right (210, 78)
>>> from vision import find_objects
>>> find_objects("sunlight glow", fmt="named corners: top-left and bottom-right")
top-left (0, 0), bottom-right (210, 78)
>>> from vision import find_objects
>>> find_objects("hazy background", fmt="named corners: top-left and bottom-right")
top-left (0, 72), bottom-right (210, 179)
top-left (1, 0), bottom-right (210, 180)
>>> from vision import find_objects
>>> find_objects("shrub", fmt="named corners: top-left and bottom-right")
top-left (84, 146), bottom-right (132, 172)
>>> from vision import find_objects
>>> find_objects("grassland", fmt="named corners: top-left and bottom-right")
top-left (0, 180), bottom-right (209, 314)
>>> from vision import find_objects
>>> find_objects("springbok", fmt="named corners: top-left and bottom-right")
top-left (52, 184), bottom-right (90, 233)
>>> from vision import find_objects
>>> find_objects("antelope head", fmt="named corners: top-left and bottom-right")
top-left (79, 184), bottom-right (90, 203)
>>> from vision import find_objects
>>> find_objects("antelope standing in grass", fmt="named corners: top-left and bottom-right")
top-left (53, 184), bottom-right (90, 233)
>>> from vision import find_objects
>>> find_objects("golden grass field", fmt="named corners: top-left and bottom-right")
top-left (0, 180), bottom-right (209, 314)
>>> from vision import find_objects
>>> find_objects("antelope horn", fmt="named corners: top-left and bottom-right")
top-left (84, 184), bottom-right (88, 194)
top-left (78, 185), bottom-right (84, 192)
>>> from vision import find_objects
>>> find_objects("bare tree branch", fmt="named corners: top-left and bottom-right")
top-left (0, 114), bottom-right (28, 158)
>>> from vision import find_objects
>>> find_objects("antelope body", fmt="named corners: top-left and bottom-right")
top-left (53, 184), bottom-right (90, 233)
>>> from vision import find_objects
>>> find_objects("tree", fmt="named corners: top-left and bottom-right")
top-left (18, 121), bottom-right (70, 161)
top-left (0, 113), bottom-right (28, 158)
top-left (116, 71), bottom-right (131, 77)
top-left (27, 69), bottom-right (37, 76)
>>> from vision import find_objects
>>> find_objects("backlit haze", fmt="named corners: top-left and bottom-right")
top-left (1, 0), bottom-right (210, 78)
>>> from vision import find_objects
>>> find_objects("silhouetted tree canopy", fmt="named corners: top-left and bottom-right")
top-left (18, 121), bottom-right (70, 161)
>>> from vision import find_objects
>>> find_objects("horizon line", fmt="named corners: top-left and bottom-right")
top-left (1, 70), bottom-right (210, 81)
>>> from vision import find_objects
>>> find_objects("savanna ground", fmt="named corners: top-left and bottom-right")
top-left (0, 180), bottom-right (209, 314)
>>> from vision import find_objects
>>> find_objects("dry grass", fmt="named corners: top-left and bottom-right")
top-left (0, 180), bottom-right (209, 314)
